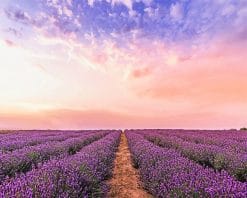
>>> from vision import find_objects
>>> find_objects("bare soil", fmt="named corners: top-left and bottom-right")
top-left (108, 132), bottom-right (152, 198)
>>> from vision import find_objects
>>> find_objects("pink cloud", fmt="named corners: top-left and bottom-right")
top-left (1, 22), bottom-right (246, 130)
top-left (131, 67), bottom-right (152, 78)
top-left (0, 108), bottom-right (159, 129)
top-left (0, 107), bottom-right (245, 130)
top-left (4, 39), bottom-right (16, 47)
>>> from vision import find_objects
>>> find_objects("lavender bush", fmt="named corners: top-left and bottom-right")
top-left (126, 130), bottom-right (247, 197)
top-left (0, 131), bottom-right (108, 183)
top-left (0, 131), bottom-right (121, 197)
top-left (137, 130), bottom-right (247, 182)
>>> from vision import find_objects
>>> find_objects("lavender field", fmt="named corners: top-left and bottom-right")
top-left (0, 130), bottom-right (121, 197)
top-left (1, 0), bottom-right (247, 197)
top-left (126, 129), bottom-right (247, 197)
top-left (0, 129), bottom-right (246, 197)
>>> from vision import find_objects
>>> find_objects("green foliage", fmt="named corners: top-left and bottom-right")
top-left (213, 154), bottom-right (228, 171)
top-left (28, 152), bottom-right (39, 161)
top-left (68, 146), bottom-right (77, 155)
top-left (234, 167), bottom-right (247, 182)
top-left (240, 127), bottom-right (247, 131)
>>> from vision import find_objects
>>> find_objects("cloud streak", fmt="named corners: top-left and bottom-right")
top-left (0, 0), bottom-right (246, 129)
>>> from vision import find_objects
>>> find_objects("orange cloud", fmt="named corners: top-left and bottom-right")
top-left (131, 67), bottom-right (152, 78)
top-left (0, 107), bottom-right (245, 130)
top-left (134, 36), bottom-right (247, 106)
top-left (4, 39), bottom-right (17, 47)
top-left (0, 28), bottom-right (246, 130)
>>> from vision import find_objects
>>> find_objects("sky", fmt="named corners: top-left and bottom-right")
top-left (0, 0), bottom-right (246, 129)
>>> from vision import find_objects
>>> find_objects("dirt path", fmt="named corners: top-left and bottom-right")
top-left (108, 132), bottom-right (152, 198)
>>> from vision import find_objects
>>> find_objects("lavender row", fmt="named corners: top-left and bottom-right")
top-left (140, 130), bottom-right (247, 182)
top-left (0, 130), bottom-right (87, 143)
top-left (0, 130), bottom-right (111, 154)
top-left (0, 132), bottom-right (85, 153)
top-left (0, 131), bottom-right (108, 183)
top-left (0, 130), bottom-right (121, 197)
top-left (0, 130), bottom-right (66, 142)
top-left (126, 131), bottom-right (247, 197)
top-left (156, 129), bottom-right (247, 153)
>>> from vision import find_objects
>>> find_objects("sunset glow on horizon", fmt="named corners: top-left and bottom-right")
top-left (0, 0), bottom-right (246, 129)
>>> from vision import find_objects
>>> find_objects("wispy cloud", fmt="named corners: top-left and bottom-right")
top-left (0, 0), bottom-right (246, 129)
top-left (170, 2), bottom-right (184, 21)
top-left (5, 8), bottom-right (32, 24)
top-left (5, 27), bottom-right (22, 37)
top-left (4, 39), bottom-right (16, 47)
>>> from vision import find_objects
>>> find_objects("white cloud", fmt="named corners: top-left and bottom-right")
top-left (88, 0), bottom-right (95, 7)
top-left (74, 18), bottom-right (81, 28)
top-left (52, 0), bottom-right (59, 4)
top-left (129, 9), bottom-right (137, 17)
top-left (67, 0), bottom-right (73, 6)
top-left (234, 7), bottom-right (247, 29)
top-left (144, 7), bottom-right (158, 18)
top-left (63, 6), bottom-right (73, 17)
top-left (87, 0), bottom-right (149, 11)
top-left (170, 2), bottom-right (184, 21)
top-left (112, 0), bottom-right (133, 10)
top-left (144, 7), bottom-right (153, 17)
top-left (46, 0), bottom-right (73, 17)
top-left (140, 0), bottom-right (152, 6)
top-left (221, 4), bottom-right (235, 16)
